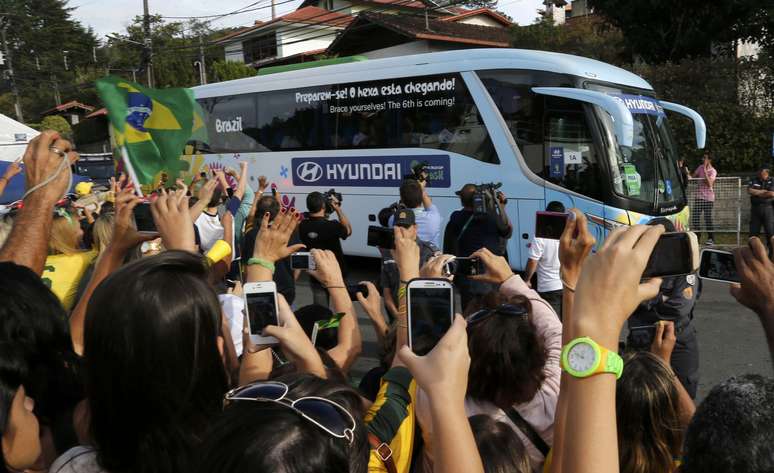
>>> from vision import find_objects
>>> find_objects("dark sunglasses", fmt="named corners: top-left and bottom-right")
top-left (466, 303), bottom-right (529, 325)
top-left (224, 381), bottom-right (356, 444)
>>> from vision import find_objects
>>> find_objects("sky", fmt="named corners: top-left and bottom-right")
top-left (70, 0), bottom-right (544, 38)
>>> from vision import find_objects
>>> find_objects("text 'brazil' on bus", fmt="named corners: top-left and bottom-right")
top-left (185, 48), bottom-right (706, 270)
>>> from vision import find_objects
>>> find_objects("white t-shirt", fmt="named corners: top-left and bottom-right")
top-left (528, 237), bottom-right (562, 293)
top-left (195, 210), bottom-right (224, 253)
top-left (50, 446), bottom-right (107, 473)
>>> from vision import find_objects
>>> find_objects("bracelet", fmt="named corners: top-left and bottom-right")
top-left (324, 285), bottom-right (345, 290)
top-left (397, 286), bottom-right (407, 299)
top-left (561, 277), bottom-right (576, 292)
top-left (246, 257), bottom-right (275, 274)
top-left (399, 279), bottom-right (409, 284)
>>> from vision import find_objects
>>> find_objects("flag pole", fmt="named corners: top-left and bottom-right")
top-left (120, 146), bottom-right (144, 197)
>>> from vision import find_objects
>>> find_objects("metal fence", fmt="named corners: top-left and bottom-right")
top-left (686, 177), bottom-right (742, 246)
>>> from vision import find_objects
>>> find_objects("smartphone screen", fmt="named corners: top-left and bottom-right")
top-left (628, 324), bottom-right (657, 349)
top-left (346, 283), bottom-right (368, 301)
top-left (367, 226), bottom-right (395, 250)
top-left (642, 233), bottom-right (696, 278)
top-left (133, 202), bottom-right (157, 233)
top-left (290, 253), bottom-right (313, 270)
top-left (409, 284), bottom-right (453, 356)
top-left (245, 291), bottom-right (278, 335)
top-left (535, 212), bottom-right (568, 240)
top-left (699, 249), bottom-right (740, 283)
top-left (454, 257), bottom-right (484, 276)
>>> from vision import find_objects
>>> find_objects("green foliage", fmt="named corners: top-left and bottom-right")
top-left (511, 17), bottom-right (625, 64)
top-left (211, 60), bottom-right (258, 82)
top-left (40, 115), bottom-right (72, 136)
top-left (587, 0), bottom-right (773, 63)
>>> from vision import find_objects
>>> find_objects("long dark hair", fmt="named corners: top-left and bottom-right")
top-left (616, 352), bottom-right (682, 473)
top-left (465, 292), bottom-right (546, 408)
top-left (469, 414), bottom-right (531, 473)
top-left (196, 374), bottom-right (369, 473)
top-left (0, 263), bottom-right (81, 429)
top-left (0, 344), bottom-right (29, 473)
top-left (84, 251), bottom-right (228, 473)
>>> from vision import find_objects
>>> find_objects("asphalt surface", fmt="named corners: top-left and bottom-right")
top-left (292, 257), bottom-right (771, 402)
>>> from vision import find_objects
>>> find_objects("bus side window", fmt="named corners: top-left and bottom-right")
top-left (543, 101), bottom-right (604, 201)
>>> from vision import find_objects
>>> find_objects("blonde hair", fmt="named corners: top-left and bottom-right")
top-left (48, 214), bottom-right (81, 255)
top-left (92, 212), bottom-right (115, 253)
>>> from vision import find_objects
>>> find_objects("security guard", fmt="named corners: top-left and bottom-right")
top-left (748, 165), bottom-right (774, 248)
top-left (627, 218), bottom-right (700, 399)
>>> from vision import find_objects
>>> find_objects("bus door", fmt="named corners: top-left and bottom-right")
top-left (542, 98), bottom-right (606, 243)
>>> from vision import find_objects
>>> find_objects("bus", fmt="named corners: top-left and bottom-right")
top-left (188, 48), bottom-right (706, 270)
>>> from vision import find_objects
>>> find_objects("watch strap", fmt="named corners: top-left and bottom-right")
top-left (600, 348), bottom-right (624, 379)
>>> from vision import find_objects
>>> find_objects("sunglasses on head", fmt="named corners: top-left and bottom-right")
top-left (466, 303), bottom-right (529, 325)
top-left (224, 381), bottom-right (356, 444)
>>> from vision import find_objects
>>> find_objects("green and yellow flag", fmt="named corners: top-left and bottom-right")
top-left (96, 76), bottom-right (206, 191)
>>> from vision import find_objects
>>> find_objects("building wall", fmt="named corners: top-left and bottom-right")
top-left (455, 16), bottom-right (506, 28)
top-left (363, 40), bottom-right (472, 59)
top-left (276, 24), bottom-right (340, 57)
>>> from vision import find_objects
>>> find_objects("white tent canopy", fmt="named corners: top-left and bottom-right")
top-left (0, 113), bottom-right (39, 162)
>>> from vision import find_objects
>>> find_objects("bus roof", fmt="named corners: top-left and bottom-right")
top-left (193, 48), bottom-right (653, 98)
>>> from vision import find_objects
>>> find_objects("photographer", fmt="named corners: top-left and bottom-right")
top-left (390, 177), bottom-right (442, 247)
top-left (444, 183), bottom-right (512, 311)
top-left (298, 190), bottom-right (352, 307)
top-left (627, 218), bottom-right (700, 399)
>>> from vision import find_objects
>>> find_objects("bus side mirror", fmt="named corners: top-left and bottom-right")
top-left (659, 101), bottom-right (706, 149)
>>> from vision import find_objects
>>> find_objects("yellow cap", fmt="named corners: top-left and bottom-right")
top-left (75, 181), bottom-right (94, 197)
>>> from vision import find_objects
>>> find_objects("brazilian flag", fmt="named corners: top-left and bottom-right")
top-left (96, 76), bottom-right (206, 191)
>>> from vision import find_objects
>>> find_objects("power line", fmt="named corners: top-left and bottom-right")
top-left (160, 0), bottom-right (271, 20)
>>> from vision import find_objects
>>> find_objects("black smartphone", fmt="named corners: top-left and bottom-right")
top-left (454, 257), bottom-right (485, 276)
top-left (642, 232), bottom-right (699, 278)
top-left (628, 324), bottom-right (657, 349)
top-left (698, 249), bottom-right (740, 283)
top-left (367, 226), bottom-right (395, 250)
top-left (290, 252), bottom-right (316, 271)
top-left (535, 211), bottom-right (568, 240)
top-left (346, 283), bottom-right (368, 301)
top-left (132, 202), bottom-right (157, 233)
top-left (407, 279), bottom-right (454, 356)
top-left (244, 282), bottom-right (279, 345)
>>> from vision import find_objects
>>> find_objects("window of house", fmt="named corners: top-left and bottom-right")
top-left (243, 33), bottom-right (277, 64)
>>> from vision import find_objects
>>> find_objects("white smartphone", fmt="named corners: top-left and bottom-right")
top-left (290, 252), bottom-right (316, 271)
top-left (407, 278), bottom-right (454, 356)
top-left (243, 281), bottom-right (279, 345)
top-left (698, 249), bottom-right (740, 284)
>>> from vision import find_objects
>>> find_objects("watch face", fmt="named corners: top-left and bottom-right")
top-left (568, 342), bottom-right (597, 373)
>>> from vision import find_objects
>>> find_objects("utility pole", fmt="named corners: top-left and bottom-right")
top-left (0, 18), bottom-right (23, 122)
top-left (271, 0), bottom-right (276, 20)
top-left (142, 0), bottom-right (153, 87)
top-left (197, 35), bottom-right (207, 85)
top-left (51, 74), bottom-right (62, 105)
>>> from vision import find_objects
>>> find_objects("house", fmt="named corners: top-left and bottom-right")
top-left (326, 12), bottom-right (511, 59)
top-left (217, 6), bottom-right (354, 67)
top-left (218, 0), bottom-right (513, 68)
top-left (40, 100), bottom-right (95, 126)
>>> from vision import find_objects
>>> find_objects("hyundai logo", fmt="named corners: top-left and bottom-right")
top-left (296, 162), bottom-right (323, 182)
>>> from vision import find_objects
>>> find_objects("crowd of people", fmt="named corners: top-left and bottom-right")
top-left (0, 130), bottom-right (773, 473)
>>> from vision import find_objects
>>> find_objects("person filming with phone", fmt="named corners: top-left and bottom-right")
top-left (298, 190), bottom-right (352, 307)
top-left (444, 183), bottom-right (512, 311)
top-left (626, 218), bottom-right (700, 399)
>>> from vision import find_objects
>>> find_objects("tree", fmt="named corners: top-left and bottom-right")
top-left (587, 0), bottom-right (773, 63)
top-left (39, 115), bottom-right (72, 136)
top-left (211, 60), bottom-right (257, 82)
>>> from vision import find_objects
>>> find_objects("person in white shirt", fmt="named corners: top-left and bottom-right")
top-left (390, 177), bottom-right (442, 247)
top-left (523, 202), bottom-right (565, 318)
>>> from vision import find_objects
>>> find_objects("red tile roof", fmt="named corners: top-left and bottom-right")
top-left (84, 108), bottom-right (107, 119)
top-left (440, 7), bottom-right (512, 26)
top-left (217, 6), bottom-right (353, 43)
top-left (41, 100), bottom-right (95, 116)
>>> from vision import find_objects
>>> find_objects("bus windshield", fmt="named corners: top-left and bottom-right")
top-left (586, 83), bottom-right (686, 213)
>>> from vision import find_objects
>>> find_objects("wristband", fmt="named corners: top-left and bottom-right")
top-left (324, 285), bottom-right (345, 290)
top-left (246, 257), bottom-right (275, 274)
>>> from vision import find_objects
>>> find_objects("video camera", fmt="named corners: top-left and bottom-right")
top-left (323, 188), bottom-right (342, 215)
top-left (471, 182), bottom-right (503, 216)
top-left (404, 161), bottom-right (430, 183)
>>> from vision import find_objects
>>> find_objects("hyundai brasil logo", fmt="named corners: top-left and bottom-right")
top-left (296, 162), bottom-right (324, 182)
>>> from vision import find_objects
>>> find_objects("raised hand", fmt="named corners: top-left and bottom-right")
top-left (469, 247), bottom-right (513, 285)
top-left (730, 237), bottom-right (774, 319)
top-left (2, 157), bottom-right (23, 180)
top-left (252, 208), bottom-right (305, 263)
top-left (559, 209), bottom-right (596, 288)
top-left (262, 295), bottom-right (326, 378)
top-left (150, 188), bottom-right (195, 252)
top-left (307, 249), bottom-right (345, 288)
top-left (650, 320), bottom-right (676, 364)
top-left (257, 175), bottom-right (268, 193)
top-left (112, 180), bottom-right (156, 253)
top-left (394, 225), bottom-right (420, 281)
top-left (420, 254), bottom-right (455, 280)
top-left (22, 130), bottom-right (79, 203)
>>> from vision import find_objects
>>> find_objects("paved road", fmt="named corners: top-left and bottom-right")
top-left (292, 257), bottom-right (771, 401)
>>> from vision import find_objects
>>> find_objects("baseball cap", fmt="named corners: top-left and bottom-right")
top-left (393, 207), bottom-right (415, 228)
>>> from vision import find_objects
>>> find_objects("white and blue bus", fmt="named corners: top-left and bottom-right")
top-left (188, 48), bottom-right (705, 270)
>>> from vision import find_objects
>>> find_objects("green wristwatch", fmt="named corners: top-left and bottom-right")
top-left (561, 337), bottom-right (624, 379)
